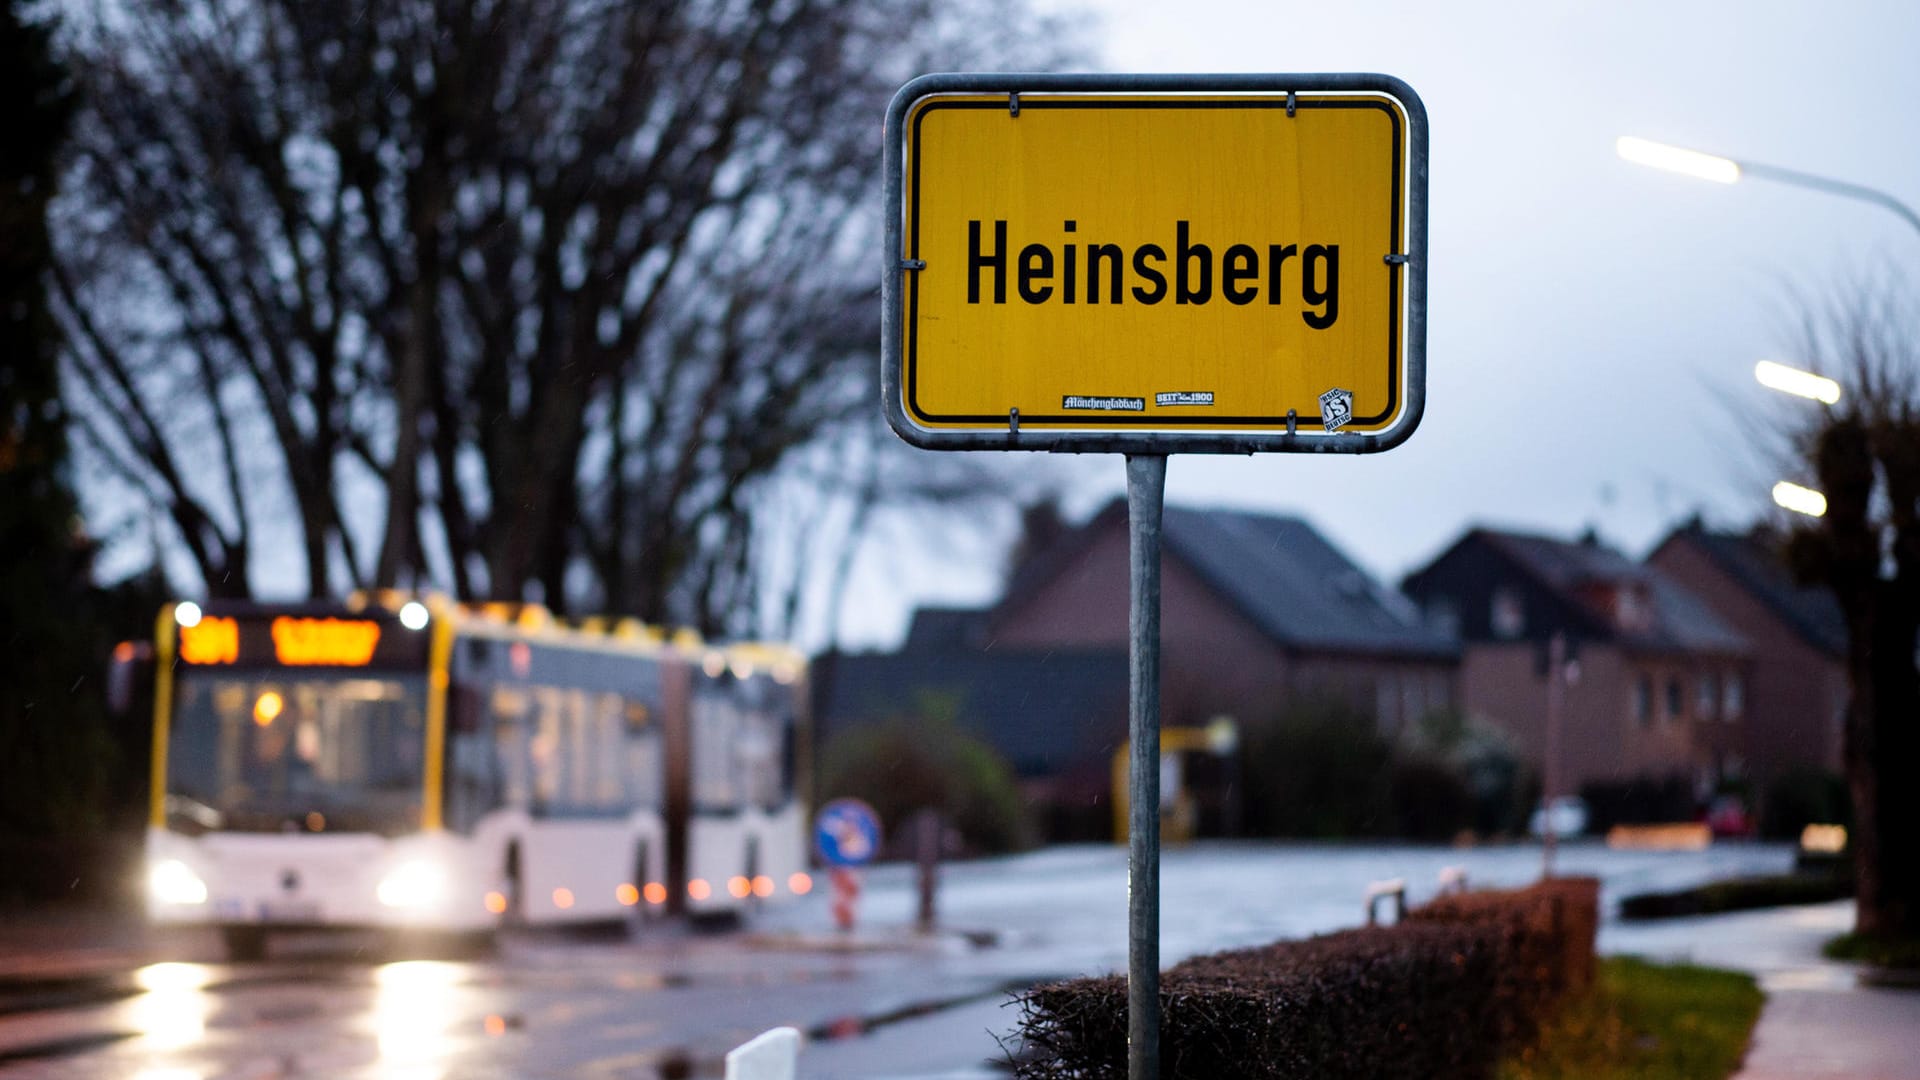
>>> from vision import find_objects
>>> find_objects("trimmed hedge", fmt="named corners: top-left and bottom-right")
top-left (1012, 878), bottom-right (1600, 1079)
top-left (1407, 877), bottom-right (1599, 1048)
top-left (1619, 871), bottom-right (1851, 920)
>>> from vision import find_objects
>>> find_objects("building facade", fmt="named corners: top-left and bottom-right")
top-left (1402, 528), bottom-right (1750, 796)
top-left (1647, 522), bottom-right (1848, 779)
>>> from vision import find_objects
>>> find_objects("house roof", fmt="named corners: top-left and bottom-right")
top-left (902, 606), bottom-right (989, 651)
top-left (1476, 528), bottom-right (1748, 655)
top-left (1002, 500), bottom-right (1456, 660)
top-left (1657, 523), bottom-right (1847, 659)
top-left (811, 648), bottom-right (1128, 777)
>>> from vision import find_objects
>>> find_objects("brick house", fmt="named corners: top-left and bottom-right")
top-left (1401, 528), bottom-right (1750, 795)
top-left (987, 500), bottom-right (1459, 740)
top-left (812, 502), bottom-right (1457, 842)
top-left (1646, 521), bottom-right (1847, 780)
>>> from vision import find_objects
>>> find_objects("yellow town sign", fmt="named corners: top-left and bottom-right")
top-left (883, 75), bottom-right (1427, 454)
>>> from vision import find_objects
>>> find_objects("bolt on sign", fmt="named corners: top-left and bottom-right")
top-left (882, 73), bottom-right (1427, 455)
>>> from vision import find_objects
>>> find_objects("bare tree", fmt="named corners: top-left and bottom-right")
top-left (1774, 272), bottom-right (1920, 940)
top-left (53, 0), bottom-right (1077, 624)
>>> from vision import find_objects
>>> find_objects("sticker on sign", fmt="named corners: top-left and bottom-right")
top-left (882, 73), bottom-right (1427, 455)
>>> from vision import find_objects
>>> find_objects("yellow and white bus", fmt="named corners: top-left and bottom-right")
top-left (144, 595), bottom-right (809, 959)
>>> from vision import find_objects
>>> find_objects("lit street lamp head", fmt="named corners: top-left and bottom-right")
top-left (1755, 360), bottom-right (1842, 405)
top-left (1616, 136), bottom-right (1740, 185)
top-left (1772, 480), bottom-right (1828, 518)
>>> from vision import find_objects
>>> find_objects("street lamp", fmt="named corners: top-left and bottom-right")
top-left (1754, 360), bottom-right (1842, 405)
top-left (1616, 136), bottom-right (1920, 238)
top-left (1772, 480), bottom-right (1828, 518)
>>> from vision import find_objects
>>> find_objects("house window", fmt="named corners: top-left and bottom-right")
top-left (1426, 599), bottom-right (1459, 637)
top-left (1634, 675), bottom-right (1653, 728)
top-left (1723, 673), bottom-right (1745, 721)
top-left (1665, 678), bottom-right (1683, 723)
top-left (1616, 587), bottom-right (1646, 631)
top-left (1491, 587), bottom-right (1525, 639)
top-left (1696, 674), bottom-right (1718, 721)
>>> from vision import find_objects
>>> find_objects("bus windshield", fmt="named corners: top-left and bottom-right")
top-left (166, 670), bottom-right (428, 836)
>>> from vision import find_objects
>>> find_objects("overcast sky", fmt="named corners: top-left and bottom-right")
top-left (834, 0), bottom-right (1920, 649)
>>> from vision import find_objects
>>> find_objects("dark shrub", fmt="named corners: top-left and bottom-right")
top-left (1619, 872), bottom-right (1852, 920)
top-left (1388, 756), bottom-right (1476, 841)
top-left (1578, 774), bottom-right (1696, 832)
top-left (817, 714), bottom-right (1030, 855)
top-left (1759, 768), bottom-right (1850, 840)
top-left (1241, 698), bottom-right (1391, 838)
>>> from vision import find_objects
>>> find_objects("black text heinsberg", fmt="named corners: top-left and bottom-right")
top-left (965, 219), bottom-right (1340, 329)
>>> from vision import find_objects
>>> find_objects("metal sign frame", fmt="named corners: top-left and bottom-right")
top-left (882, 72), bottom-right (1429, 456)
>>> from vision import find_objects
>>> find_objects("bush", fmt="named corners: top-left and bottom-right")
top-left (817, 714), bottom-right (1031, 855)
top-left (1241, 698), bottom-right (1392, 838)
top-left (1619, 872), bottom-right (1852, 920)
top-left (1407, 710), bottom-right (1530, 838)
top-left (1409, 878), bottom-right (1601, 1046)
top-left (1759, 768), bottom-right (1850, 840)
top-left (1388, 756), bottom-right (1477, 841)
top-left (1578, 775), bottom-right (1696, 832)
top-left (1825, 931), bottom-right (1920, 970)
top-left (1012, 879), bottom-right (1601, 1079)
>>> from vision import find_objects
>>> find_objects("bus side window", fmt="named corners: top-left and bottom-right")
top-left (778, 711), bottom-right (797, 808)
top-left (692, 692), bottom-right (744, 811)
top-left (445, 686), bottom-right (500, 833)
top-left (623, 697), bottom-right (663, 811)
top-left (592, 692), bottom-right (623, 809)
top-left (529, 686), bottom-right (563, 816)
top-left (490, 685), bottom-right (531, 813)
top-left (738, 702), bottom-right (779, 811)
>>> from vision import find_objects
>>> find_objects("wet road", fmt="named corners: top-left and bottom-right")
top-left (0, 841), bottom-right (1804, 1078)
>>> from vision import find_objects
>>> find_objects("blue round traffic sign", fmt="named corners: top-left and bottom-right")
top-left (813, 798), bottom-right (882, 868)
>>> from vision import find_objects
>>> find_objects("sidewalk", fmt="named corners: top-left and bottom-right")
top-left (1602, 900), bottom-right (1920, 1079)
top-left (1736, 980), bottom-right (1920, 1080)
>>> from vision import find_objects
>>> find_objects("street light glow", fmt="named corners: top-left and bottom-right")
top-left (1616, 136), bottom-right (1740, 185)
top-left (1755, 360), bottom-right (1842, 405)
top-left (1773, 481), bottom-right (1828, 518)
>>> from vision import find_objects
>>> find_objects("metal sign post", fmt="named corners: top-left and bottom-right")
top-left (1124, 453), bottom-right (1166, 1077)
top-left (1542, 632), bottom-right (1566, 879)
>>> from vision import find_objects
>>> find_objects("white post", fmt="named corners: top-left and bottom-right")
top-left (725, 1027), bottom-right (801, 1080)
top-left (1542, 632), bottom-right (1566, 879)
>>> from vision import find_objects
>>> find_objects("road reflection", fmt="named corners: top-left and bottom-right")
top-left (130, 962), bottom-right (212, 1053)
top-left (374, 960), bottom-right (466, 1078)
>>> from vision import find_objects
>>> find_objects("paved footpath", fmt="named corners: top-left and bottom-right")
top-left (1737, 980), bottom-right (1920, 1080)
top-left (1604, 900), bottom-right (1920, 1079)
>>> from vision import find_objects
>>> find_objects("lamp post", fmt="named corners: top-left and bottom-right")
top-left (1616, 136), bottom-right (1920, 239)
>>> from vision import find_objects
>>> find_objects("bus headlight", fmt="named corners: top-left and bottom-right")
top-left (150, 859), bottom-right (209, 905)
top-left (376, 861), bottom-right (445, 908)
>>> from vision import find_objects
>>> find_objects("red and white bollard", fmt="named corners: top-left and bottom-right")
top-left (830, 868), bottom-right (861, 931)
